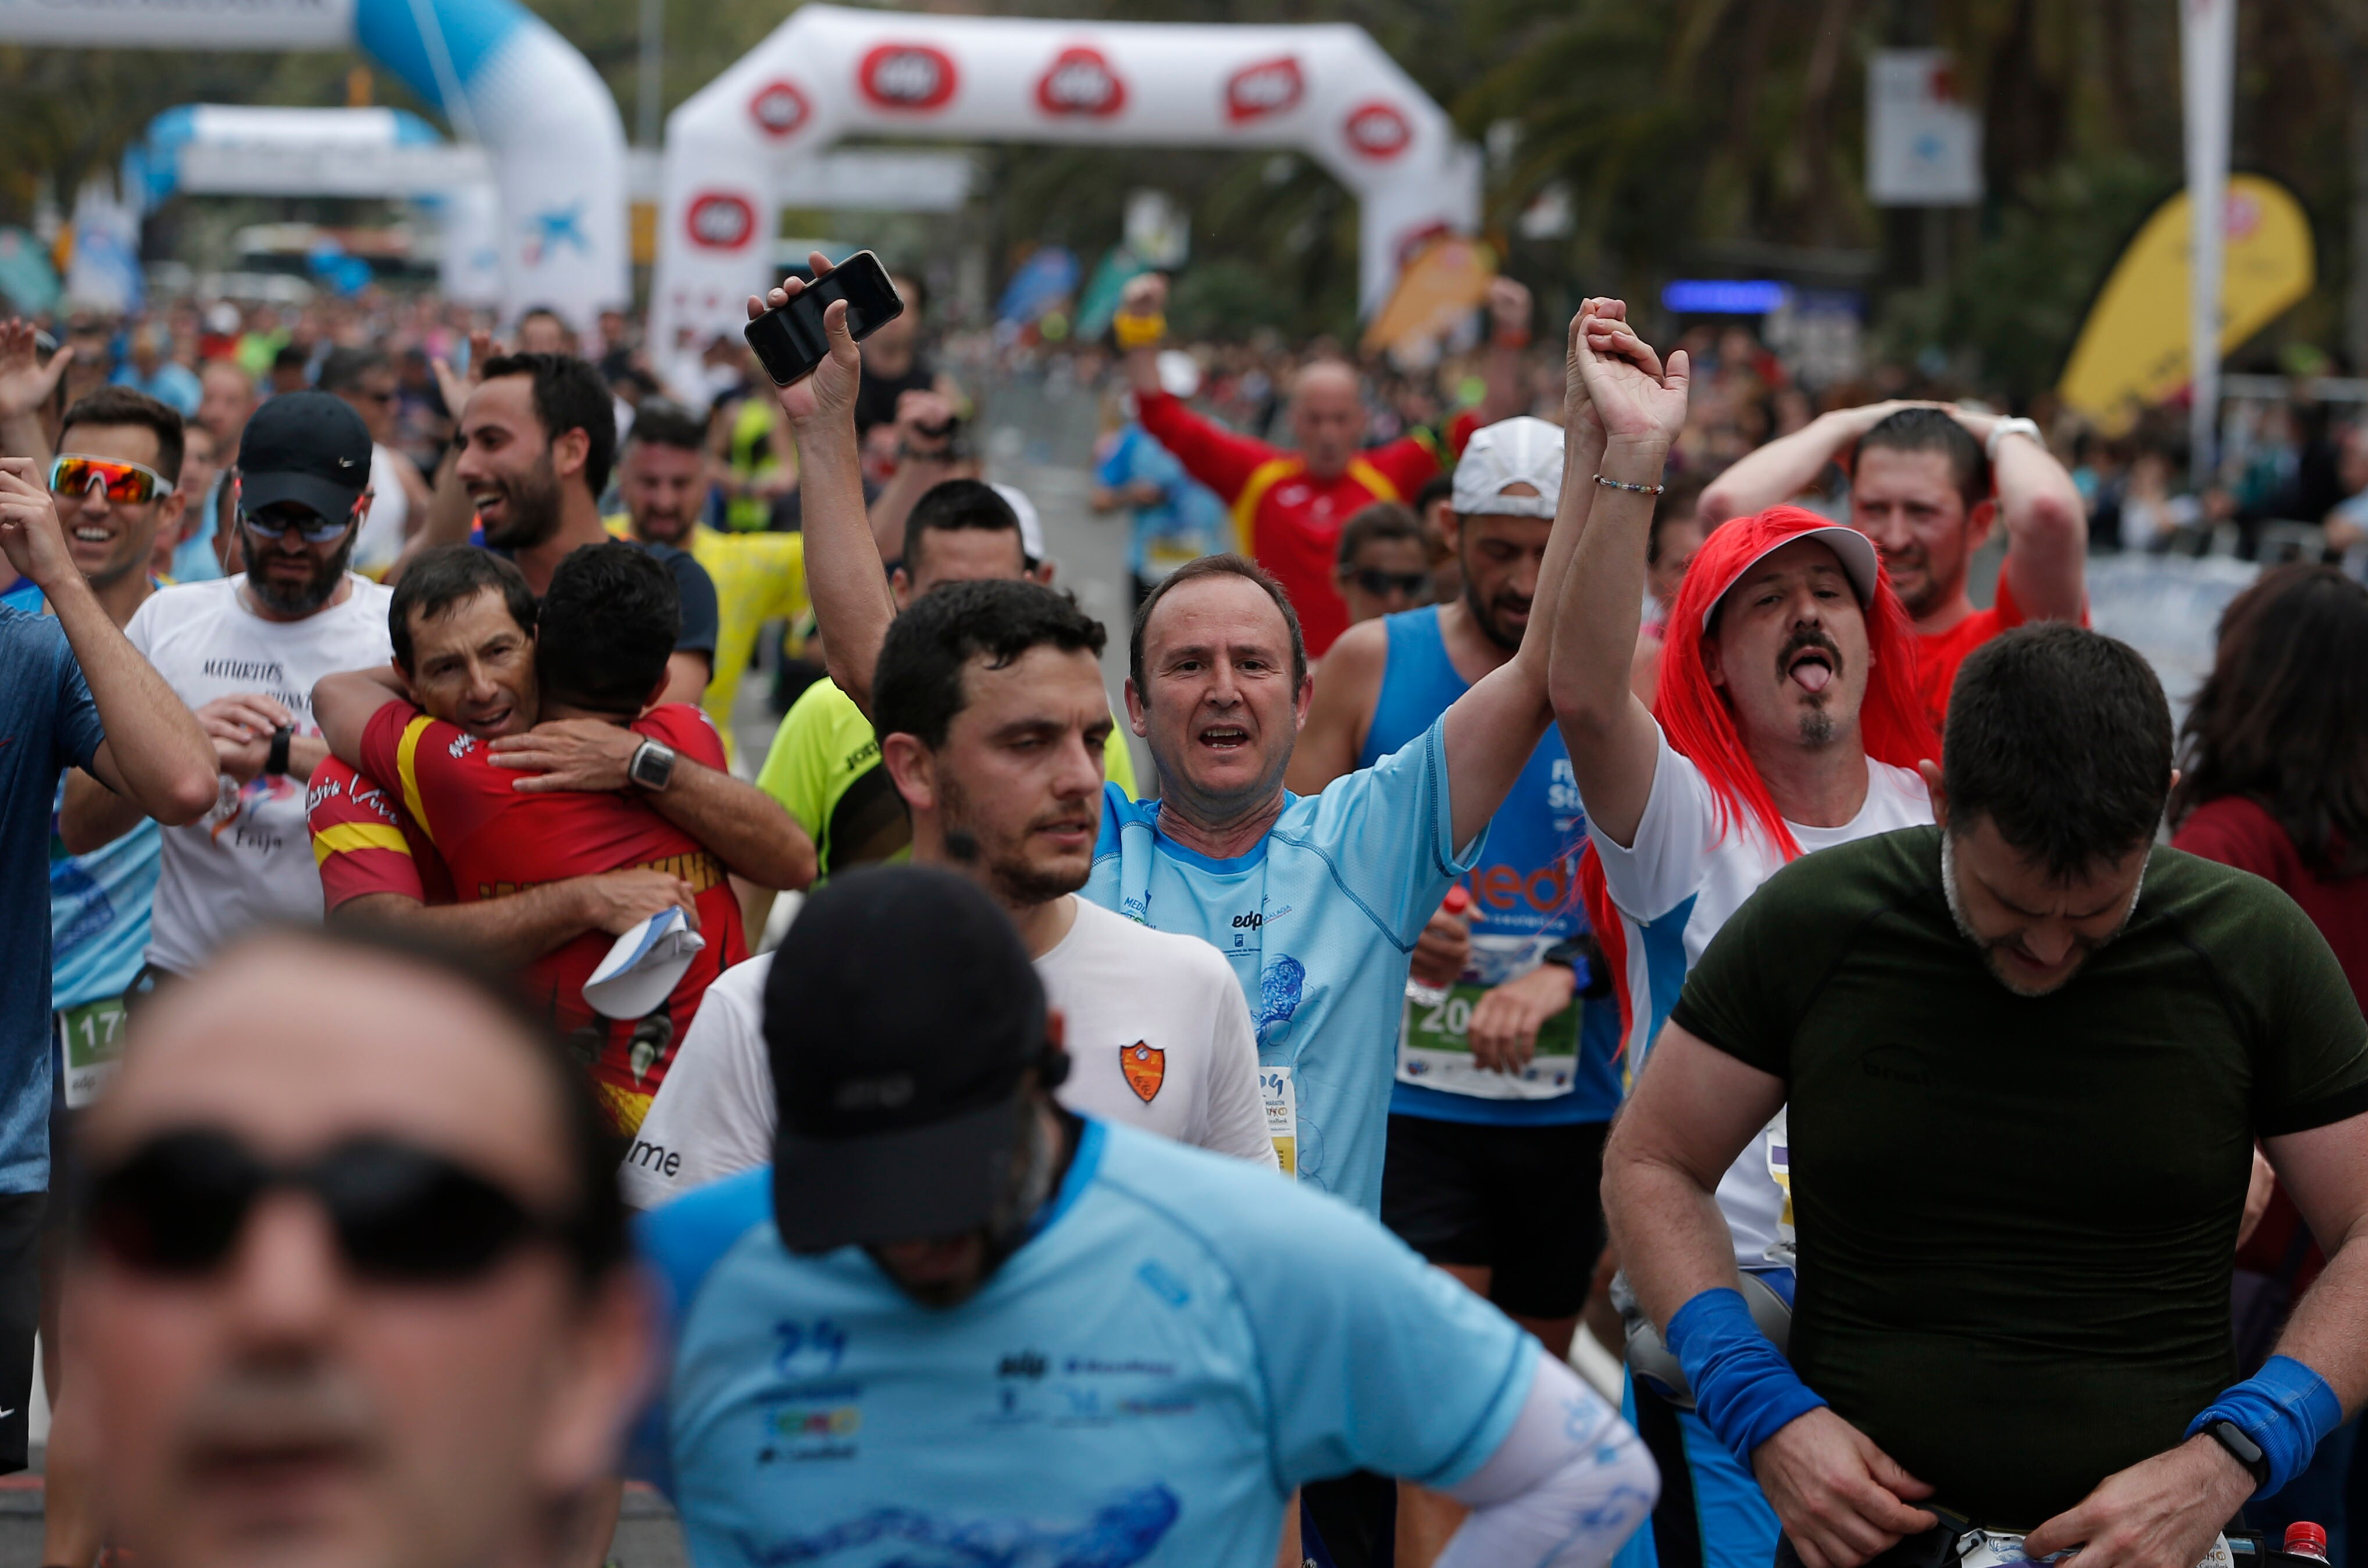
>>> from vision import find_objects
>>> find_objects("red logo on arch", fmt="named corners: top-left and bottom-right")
top-left (1344, 101), bottom-right (1413, 159)
top-left (860, 42), bottom-right (958, 112)
top-left (1037, 46), bottom-right (1126, 117)
top-left (748, 79), bottom-right (811, 138)
top-left (684, 192), bottom-right (756, 252)
top-left (1225, 55), bottom-right (1303, 123)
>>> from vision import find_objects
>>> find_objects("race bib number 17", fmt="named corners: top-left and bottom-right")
top-left (58, 996), bottom-right (128, 1109)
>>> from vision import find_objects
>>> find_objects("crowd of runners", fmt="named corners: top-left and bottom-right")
top-left (1, 255), bottom-right (2365, 1568)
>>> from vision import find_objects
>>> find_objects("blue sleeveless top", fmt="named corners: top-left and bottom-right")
top-left (1361, 606), bottom-right (1619, 1125)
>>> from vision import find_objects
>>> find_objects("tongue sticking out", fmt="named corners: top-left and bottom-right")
top-left (1791, 660), bottom-right (1834, 695)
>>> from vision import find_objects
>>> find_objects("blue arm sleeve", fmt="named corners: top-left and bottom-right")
top-left (1665, 1287), bottom-right (1827, 1463)
top-left (2186, 1355), bottom-right (2344, 1497)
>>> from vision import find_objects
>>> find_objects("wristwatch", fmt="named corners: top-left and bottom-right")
top-left (627, 737), bottom-right (677, 792)
top-left (2202, 1418), bottom-right (2270, 1492)
top-left (265, 723), bottom-right (293, 778)
top-left (1985, 416), bottom-right (2042, 462)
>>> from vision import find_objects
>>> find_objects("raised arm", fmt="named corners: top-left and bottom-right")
top-left (1543, 313), bottom-right (1690, 848)
top-left (1115, 274), bottom-right (1275, 503)
top-left (0, 320), bottom-right (70, 468)
top-left (1951, 410), bottom-right (2086, 624)
top-left (0, 460), bottom-right (215, 831)
top-left (1444, 303), bottom-right (1686, 848)
top-left (1468, 276), bottom-right (1536, 431)
top-left (314, 666), bottom-right (410, 768)
top-left (1697, 401), bottom-right (1933, 527)
top-left (754, 256), bottom-right (895, 713)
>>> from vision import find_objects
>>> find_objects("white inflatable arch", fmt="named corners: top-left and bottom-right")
top-left (651, 5), bottom-right (1481, 390)
top-left (0, 0), bottom-right (626, 325)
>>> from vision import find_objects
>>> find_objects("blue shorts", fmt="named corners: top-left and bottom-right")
top-left (1616, 1370), bottom-right (1781, 1568)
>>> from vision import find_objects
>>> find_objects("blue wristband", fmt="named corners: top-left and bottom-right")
top-left (1666, 1287), bottom-right (1827, 1462)
top-left (2185, 1355), bottom-right (2343, 1497)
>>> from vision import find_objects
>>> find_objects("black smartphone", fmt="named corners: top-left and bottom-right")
top-left (743, 250), bottom-right (905, 387)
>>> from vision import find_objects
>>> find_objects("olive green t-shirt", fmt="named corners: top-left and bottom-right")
top-left (1669, 825), bottom-right (2368, 1527)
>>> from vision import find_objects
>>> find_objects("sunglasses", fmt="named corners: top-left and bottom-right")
top-left (51, 455), bottom-right (175, 506)
top-left (1349, 567), bottom-right (1431, 599)
top-left (240, 503), bottom-right (361, 545)
top-left (81, 1128), bottom-right (575, 1286)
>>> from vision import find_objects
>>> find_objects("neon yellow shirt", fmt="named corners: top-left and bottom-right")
top-left (757, 678), bottom-right (1137, 884)
top-left (608, 517), bottom-right (809, 761)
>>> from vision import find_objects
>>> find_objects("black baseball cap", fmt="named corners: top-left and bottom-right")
top-left (764, 866), bottom-right (1054, 1255)
top-left (235, 391), bottom-right (372, 520)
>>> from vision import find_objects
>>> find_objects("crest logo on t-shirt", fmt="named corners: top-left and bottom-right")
top-left (1121, 1041), bottom-right (1165, 1102)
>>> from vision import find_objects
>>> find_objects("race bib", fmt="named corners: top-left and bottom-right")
top-left (58, 996), bottom-right (129, 1108)
top-left (1396, 980), bottom-right (1581, 1101)
top-left (1260, 1066), bottom-right (1298, 1177)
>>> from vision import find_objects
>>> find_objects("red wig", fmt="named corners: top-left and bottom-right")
top-left (1653, 505), bottom-right (1938, 860)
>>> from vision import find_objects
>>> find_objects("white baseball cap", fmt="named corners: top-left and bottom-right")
top-left (1452, 416), bottom-right (1563, 520)
top-left (990, 482), bottom-right (1047, 562)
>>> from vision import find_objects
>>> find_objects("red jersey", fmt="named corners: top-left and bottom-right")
top-left (1135, 390), bottom-right (1440, 657)
top-left (358, 701), bottom-right (748, 1136)
top-left (308, 756), bottom-right (451, 910)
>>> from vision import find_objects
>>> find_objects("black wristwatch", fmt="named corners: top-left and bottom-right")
top-left (2203, 1419), bottom-right (2270, 1492)
top-left (627, 737), bottom-right (677, 792)
top-left (265, 723), bottom-right (293, 778)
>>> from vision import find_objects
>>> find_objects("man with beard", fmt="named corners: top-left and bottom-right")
top-left (620, 579), bottom-right (1273, 1216)
top-left (76, 924), bottom-right (651, 1568)
top-left (62, 392), bottom-right (395, 985)
top-left (1603, 625), bottom-right (2368, 1568)
top-left (1546, 317), bottom-right (1939, 1568)
top-left (438, 351), bottom-right (715, 706)
top-left (1699, 402), bottom-right (2085, 731)
top-left (1291, 415), bottom-right (1627, 1565)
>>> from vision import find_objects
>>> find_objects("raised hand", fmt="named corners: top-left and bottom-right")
top-left (1561, 298), bottom-right (1632, 452)
top-left (0, 457), bottom-right (76, 589)
top-left (1575, 310), bottom-right (1689, 452)
top-left (0, 320), bottom-right (71, 424)
top-left (750, 251), bottom-right (862, 427)
top-left (1117, 272), bottom-right (1169, 324)
top-left (430, 327), bottom-right (498, 423)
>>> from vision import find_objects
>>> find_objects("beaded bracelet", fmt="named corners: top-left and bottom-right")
top-left (1594, 473), bottom-right (1666, 496)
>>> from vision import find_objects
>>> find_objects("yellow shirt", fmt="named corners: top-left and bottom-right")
top-left (608, 517), bottom-right (809, 762)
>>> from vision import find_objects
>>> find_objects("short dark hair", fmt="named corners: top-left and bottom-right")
top-left (1130, 552), bottom-right (1307, 695)
top-left (875, 580), bottom-right (1106, 751)
top-left (479, 352), bottom-right (618, 497)
top-left (1336, 501), bottom-right (1424, 570)
top-left (226, 922), bottom-right (626, 1288)
top-left (2172, 564), bottom-right (2368, 877)
top-left (625, 398), bottom-right (707, 453)
top-left (1412, 472), bottom-right (1453, 515)
top-left (537, 543), bottom-right (677, 715)
top-left (1944, 623), bottom-right (2173, 879)
top-left (271, 344), bottom-right (309, 374)
top-left (906, 479), bottom-right (1024, 572)
top-left (388, 545), bottom-right (538, 673)
top-left (1852, 407), bottom-right (1989, 517)
top-left (317, 345), bottom-right (391, 394)
top-left (1649, 472), bottom-right (1712, 563)
top-left (59, 385), bottom-right (185, 483)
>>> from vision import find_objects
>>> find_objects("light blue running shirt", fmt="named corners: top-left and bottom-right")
top-left (1085, 716), bottom-right (1483, 1211)
top-left (634, 1119), bottom-right (1536, 1568)
top-left (50, 774), bottom-right (161, 1012)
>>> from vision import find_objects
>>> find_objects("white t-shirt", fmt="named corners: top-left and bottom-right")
top-left (127, 575), bottom-right (395, 974)
top-left (1590, 724), bottom-right (1933, 1267)
top-left (620, 899), bottom-right (1279, 1209)
top-left (352, 445), bottom-right (412, 574)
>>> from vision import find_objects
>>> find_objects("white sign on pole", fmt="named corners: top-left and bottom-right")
top-left (0, 0), bottom-right (352, 47)
top-left (2181, 0), bottom-right (2238, 487)
top-left (1867, 49), bottom-right (1983, 206)
top-left (1124, 189), bottom-right (1189, 269)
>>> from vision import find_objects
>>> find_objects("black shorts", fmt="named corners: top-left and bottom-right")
top-left (1380, 1113), bottom-right (1608, 1320)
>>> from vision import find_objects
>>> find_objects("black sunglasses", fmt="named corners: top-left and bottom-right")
top-left (81, 1128), bottom-right (576, 1286)
top-left (1349, 567), bottom-right (1431, 599)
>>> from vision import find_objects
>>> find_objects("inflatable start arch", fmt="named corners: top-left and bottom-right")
top-left (651, 5), bottom-right (1481, 390)
top-left (0, 0), bottom-right (626, 325)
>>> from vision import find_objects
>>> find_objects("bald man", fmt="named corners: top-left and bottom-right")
top-left (1118, 277), bottom-right (1442, 657)
top-left (72, 926), bottom-right (650, 1568)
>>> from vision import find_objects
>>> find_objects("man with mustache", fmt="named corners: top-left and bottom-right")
top-left (61, 391), bottom-right (397, 986)
top-left (1699, 402), bottom-right (2085, 732)
top-left (75, 923), bottom-right (651, 1568)
top-left (1546, 317), bottom-right (1940, 1568)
